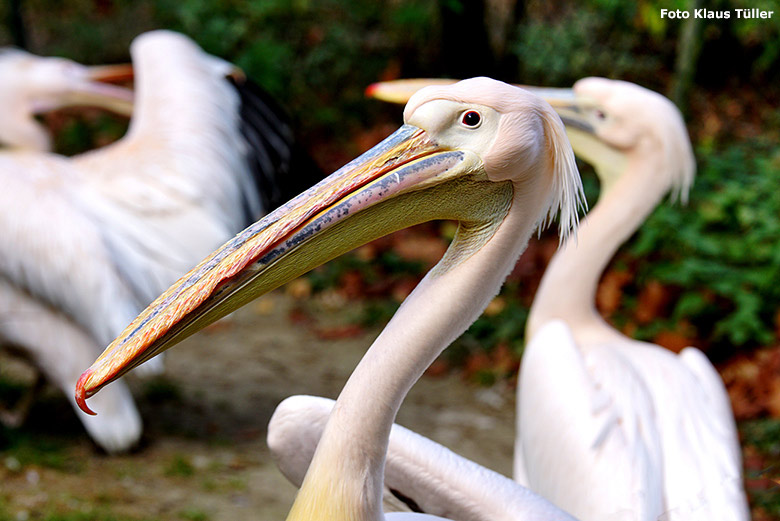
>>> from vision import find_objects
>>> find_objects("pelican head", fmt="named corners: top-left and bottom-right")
top-left (75, 77), bottom-right (583, 413)
top-left (0, 48), bottom-right (134, 150)
top-left (534, 78), bottom-right (695, 203)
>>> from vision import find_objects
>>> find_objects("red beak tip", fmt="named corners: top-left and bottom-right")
top-left (75, 371), bottom-right (97, 416)
top-left (365, 83), bottom-right (379, 98)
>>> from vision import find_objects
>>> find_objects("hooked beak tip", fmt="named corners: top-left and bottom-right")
top-left (75, 371), bottom-right (97, 416)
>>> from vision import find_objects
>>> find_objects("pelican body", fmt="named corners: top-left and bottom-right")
top-left (517, 78), bottom-right (749, 521)
top-left (0, 30), bottom-right (320, 452)
top-left (76, 77), bottom-right (584, 520)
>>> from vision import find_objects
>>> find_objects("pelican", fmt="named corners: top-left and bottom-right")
top-left (0, 30), bottom-right (320, 452)
top-left (517, 78), bottom-right (749, 521)
top-left (0, 49), bottom-right (139, 450)
top-left (0, 47), bottom-right (134, 151)
top-left (355, 77), bottom-right (750, 520)
top-left (76, 77), bottom-right (584, 520)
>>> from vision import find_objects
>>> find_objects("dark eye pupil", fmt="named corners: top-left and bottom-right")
top-left (462, 111), bottom-right (480, 126)
top-left (596, 110), bottom-right (606, 120)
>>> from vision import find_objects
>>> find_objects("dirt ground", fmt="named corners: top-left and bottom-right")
top-left (0, 291), bottom-right (517, 521)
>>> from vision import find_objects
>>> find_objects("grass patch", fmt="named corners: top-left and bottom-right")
top-left (13, 508), bottom-right (159, 521)
top-left (141, 378), bottom-right (182, 404)
top-left (0, 431), bottom-right (81, 473)
top-left (740, 418), bottom-right (780, 517)
top-left (164, 455), bottom-right (195, 478)
top-left (178, 509), bottom-right (209, 521)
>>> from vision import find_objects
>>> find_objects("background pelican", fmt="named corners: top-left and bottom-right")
top-left (517, 77), bottom-right (749, 521)
top-left (76, 77), bottom-right (584, 520)
top-left (0, 50), bottom-right (140, 449)
top-left (0, 47), bottom-right (133, 151)
top-left (0, 30), bottom-right (320, 452)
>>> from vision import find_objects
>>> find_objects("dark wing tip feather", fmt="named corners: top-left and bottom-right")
top-left (227, 75), bottom-right (325, 220)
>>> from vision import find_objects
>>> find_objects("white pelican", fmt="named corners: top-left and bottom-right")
top-left (0, 47), bottom-right (134, 151)
top-left (362, 77), bottom-right (749, 520)
top-left (0, 49), bottom-right (140, 451)
top-left (0, 30), bottom-right (319, 452)
top-left (76, 77), bottom-right (585, 520)
top-left (517, 78), bottom-right (749, 521)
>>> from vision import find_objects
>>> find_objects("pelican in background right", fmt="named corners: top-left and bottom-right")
top-left (516, 78), bottom-right (748, 521)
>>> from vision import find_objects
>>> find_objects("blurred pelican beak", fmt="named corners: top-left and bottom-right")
top-left (85, 63), bottom-right (135, 84)
top-left (51, 64), bottom-right (135, 117)
top-left (365, 79), bottom-right (457, 104)
top-left (76, 123), bottom-right (506, 414)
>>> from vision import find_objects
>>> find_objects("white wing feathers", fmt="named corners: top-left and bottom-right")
top-left (519, 320), bottom-right (748, 521)
top-left (518, 320), bottom-right (663, 521)
top-left (0, 153), bottom-right (143, 347)
top-left (642, 346), bottom-right (749, 521)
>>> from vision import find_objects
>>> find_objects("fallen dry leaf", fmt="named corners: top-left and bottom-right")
top-left (653, 330), bottom-right (694, 354)
top-left (392, 234), bottom-right (448, 266)
top-left (285, 278), bottom-right (312, 300)
top-left (315, 324), bottom-right (364, 340)
top-left (484, 296), bottom-right (507, 317)
top-left (425, 359), bottom-right (450, 377)
top-left (596, 269), bottom-right (633, 316)
top-left (635, 280), bottom-right (670, 324)
top-left (492, 343), bottom-right (519, 375)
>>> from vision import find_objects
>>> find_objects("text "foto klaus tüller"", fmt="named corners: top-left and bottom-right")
top-left (661, 8), bottom-right (774, 19)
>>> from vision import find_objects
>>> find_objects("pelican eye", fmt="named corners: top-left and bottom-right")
top-left (461, 110), bottom-right (481, 128)
top-left (595, 109), bottom-right (607, 120)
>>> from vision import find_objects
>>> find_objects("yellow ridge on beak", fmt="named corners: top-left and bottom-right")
top-left (76, 124), bottom-right (498, 414)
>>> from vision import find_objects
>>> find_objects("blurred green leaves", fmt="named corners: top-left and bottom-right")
top-left (152, 0), bottom-right (439, 137)
top-left (631, 142), bottom-right (780, 349)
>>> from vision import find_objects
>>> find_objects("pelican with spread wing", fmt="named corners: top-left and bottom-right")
top-left (0, 30), bottom-right (320, 452)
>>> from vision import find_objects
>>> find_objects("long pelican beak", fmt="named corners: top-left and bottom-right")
top-left (76, 124), bottom-right (507, 414)
top-left (49, 64), bottom-right (135, 117)
top-left (85, 63), bottom-right (135, 84)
